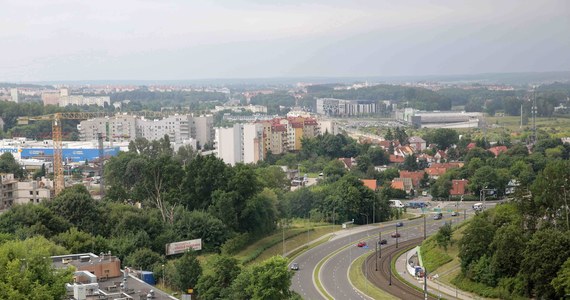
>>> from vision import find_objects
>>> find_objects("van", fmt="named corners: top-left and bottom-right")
top-left (389, 200), bottom-right (405, 208)
top-left (473, 202), bottom-right (485, 211)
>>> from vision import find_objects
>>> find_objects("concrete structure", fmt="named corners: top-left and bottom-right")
top-left (52, 253), bottom-right (177, 300)
top-left (408, 136), bottom-right (427, 152)
top-left (242, 123), bottom-right (264, 164)
top-left (0, 173), bottom-right (53, 210)
top-left (316, 98), bottom-right (377, 116)
top-left (60, 95), bottom-right (111, 107)
top-left (318, 120), bottom-right (338, 135)
top-left (78, 114), bottom-right (214, 148)
top-left (0, 117), bottom-right (4, 132)
top-left (396, 109), bottom-right (482, 128)
top-left (41, 91), bottom-right (61, 106)
top-left (215, 124), bottom-right (243, 166)
top-left (10, 88), bottom-right (19, 103)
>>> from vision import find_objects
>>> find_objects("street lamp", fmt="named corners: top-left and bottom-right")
top-left (162, 264), bottom-right (165, 285)
top-left (395, 224), bottom-right (399, 248)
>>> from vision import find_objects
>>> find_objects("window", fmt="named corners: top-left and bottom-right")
top-left (30, 191), bottom-right (33, 195)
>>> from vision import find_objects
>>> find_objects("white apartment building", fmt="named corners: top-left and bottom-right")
top-left (215, 123), bottom-right (264, 166)
top-left (60, 95), bottom-right (110, 107)
top-left (316, 98), bottom-right (377, 116)
top-left (78, 114), bottom-right (214, 148)
top-left (215, 124), bottom-right (243, 166)
top-left (10, 88), bottom-right (19, 103)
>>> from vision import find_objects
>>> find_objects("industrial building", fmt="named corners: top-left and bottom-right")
top-left (0, 173), bottom-right (53, 210)
top-left (396, 108), bottom-right (482, 128)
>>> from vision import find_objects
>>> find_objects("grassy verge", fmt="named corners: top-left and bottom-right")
top-left (349, 252), bottom-right (396, 300)
top-left (451, 274), bottom-right (518, 299)
top-left (237, 225), bottom-right (337, 265)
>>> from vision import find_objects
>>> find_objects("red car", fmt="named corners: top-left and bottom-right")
top-left (357, 241), bottom-right (367, 247)
top-left (391, 232), bottom-right (401, 238)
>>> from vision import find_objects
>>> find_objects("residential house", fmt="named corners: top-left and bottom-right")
top-left (408, 136), bottom-right (427, 152)
top-left (394, 145), bottom-right (414, 157)
top-left (361, 179), bottom-right (378, 191)
top-left (389, 155), bottom-right (405, 164)
top-left (488, 146), bottom-right (508, 157)
top-left (450, 179), bottom-right (469, 196)
top-left (433, 150), bottom-right (448, 163)
top-left (391, 178), bottom-right (413, 194)
top-left (399, 171), bottom-right (425, 188)
top-left (425, 167), bottom-right (447, 179)
top-left (338, 157), bottom-right (357, 169)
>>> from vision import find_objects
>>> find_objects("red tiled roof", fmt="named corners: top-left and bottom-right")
top-left (425, 167), bottom-right (447, 177)
top-left (389, 155), bottom-right (405, 163)
top-left (450, 179), bottom-right (469, 195)
top-left (488, 146), bottom-right (508, 157)
top-left (391, 181), bottom-right (405, 191)
top-left (399, 171), bottom-right (425, 187)
top-left (361, 179), bottom-right (377, 191)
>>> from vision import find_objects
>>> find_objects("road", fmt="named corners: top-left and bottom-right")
top-left (291, 201), bottom-right (495, 300)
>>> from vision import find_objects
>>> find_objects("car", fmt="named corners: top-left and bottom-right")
top-left (433, 213), bottom-right (443, 220)
top-left (357, 241), bottom-right (367, 247)
top-left (378, 239), bottom-right (388, 245)
top-left (451, 211), bottom-right (458, 216)
top-left (391, 232), bottom-right (401, 238)
top-left (395, 222), bottom-right (404, 227)
top-left (290, 263), bottom-right (299, 270)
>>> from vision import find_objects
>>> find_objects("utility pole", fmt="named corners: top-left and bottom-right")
top-left (375, 241), bottom-right (378, 271)
top-left (396, 224), bottom-right (399, 248)
top-left (424, 269), bottom-right (428, 300)
top-left (379, 231), bottom-right (382, 258)
top-left (389, 253), bottom-right (392, 286)
top-left (424, 213), bottom-right (427, 240)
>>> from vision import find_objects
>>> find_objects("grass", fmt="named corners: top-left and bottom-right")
top-left (235, 224), bottom-right (337, 265)
top-left (349, 252), bottom-right (397, 300)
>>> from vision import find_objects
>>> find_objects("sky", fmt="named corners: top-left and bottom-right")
top-left (1, 0), bottom-right (569, 81)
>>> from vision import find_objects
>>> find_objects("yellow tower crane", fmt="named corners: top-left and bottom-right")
top-left (18, 111), bottom-right (173, 195)
top-left (18, 112), bottom-right (110, 195)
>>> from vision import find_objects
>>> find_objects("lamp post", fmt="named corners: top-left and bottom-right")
top-left (395, 224), bottom-right (399, 248)
top-left (379, 231), bottom-right (382, 258)
top-left (162, 264), bottom-right (165, 285)
top-left (282, 219), bottom-right (286, 256)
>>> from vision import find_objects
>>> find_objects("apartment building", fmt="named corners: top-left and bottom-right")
top-left (316, 98), bottom-right (377, 116)
top-left (78, 114), bottom-right (214, 148)
top-left (215, 123), bottom-right (264, 166)
top-left (0, 173), bottom-right (53, 210)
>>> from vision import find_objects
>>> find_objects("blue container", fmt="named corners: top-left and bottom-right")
top-left (140, 271), bottom-right (155, 285)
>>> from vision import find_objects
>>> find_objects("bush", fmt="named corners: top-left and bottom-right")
top-left (221, 233), bottom-right (252, 255)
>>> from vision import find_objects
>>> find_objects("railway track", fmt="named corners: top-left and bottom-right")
top-left (363, 237), bottom-right (436, 300)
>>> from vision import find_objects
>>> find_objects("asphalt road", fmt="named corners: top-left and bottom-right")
top-left (320, 215), bottom-right (460, 300)
top-left (291, 201), bottom-right (494, 300)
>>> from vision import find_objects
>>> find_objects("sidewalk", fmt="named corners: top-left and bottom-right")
top-left (395, 248), bottom-right (479, 300)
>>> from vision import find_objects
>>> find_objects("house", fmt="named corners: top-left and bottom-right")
top-left (488, 146), bottom-right (508, 157)
top-left (506, 179), bottom-right (520, 195)
top-left (399, 171), bottom-right (425, 188)
top-left (433, 150), bottom-right (448, 163)
top-left (392, 178), bottom-right (413, 193)
top-left (408, 136), bottom-right (427, 152)
top-left (425, 167), bottom-right (447, 179)
top-left (338, 157), bottom-right (357, 169)
top-left (394, 145), bottom-right (415, 157)
top-left (377, 140), bottom-right (392, 151)
top-left (450, 179), bottom-right (469, 195)
top-left (361, 179), bottom-right (378, 191)
top-left (389, 155), bottom-right (405, 164)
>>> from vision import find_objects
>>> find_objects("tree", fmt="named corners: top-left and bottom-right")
top-left (46, 185), bottom-right (102, 235)
top-left (423, 128), bottom-right (459, 150)
top-left (402, 154), bottom-right (419, 171)
top-left (459, 212), bottom-right (496, 272)
top-left (435, 222), bottom-right (453, 251)
top-left (384, 128), bottom-right (393, 141)
top-left (51, 227), bottom-right (98, 254)
top-left (0, 236), bottom-right (73, 300)
top-left (552, 257), bottom-right (570, 296)
top-left (229, 256), bottom-right (293, 300)
top-left (490, 224), bottom-right (525, 279)
top-left (173, 210), bottom-right (228, 251)
top-left (0, 152), bottom-right (24, 178)
top-left (172, 250), bottom-right (202, 291)
top-left (196, 255), bottom-right (241, 300)
top-left (0, 203), bottom-right (70, 238)
top-left (520, 228), bottom-right (570, 298)
top-left (124, 248), bottom-right (164, 271)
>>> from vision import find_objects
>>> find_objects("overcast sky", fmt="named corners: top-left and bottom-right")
top-left (1, 0), bottom-right (569, 81)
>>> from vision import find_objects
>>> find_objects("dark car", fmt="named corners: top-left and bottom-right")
top-left (378, 239), bottom-right (388, 245)
top-left (395, 222), bottom-right (404, 227)
top-left (290, 263), bottom-right (299, 270)
top-left (357, 241), bottom-right (367, 247)
top-left (391, 232), bottom-right (401, 238)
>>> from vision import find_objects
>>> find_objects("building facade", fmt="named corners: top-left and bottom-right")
top-left (316, 98), bottom-right (377, 116)
top-left (1, 173), bottom-right (53, 210)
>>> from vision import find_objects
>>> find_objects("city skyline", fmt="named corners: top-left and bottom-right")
top-left (2, 0), bottom-right (569, 82)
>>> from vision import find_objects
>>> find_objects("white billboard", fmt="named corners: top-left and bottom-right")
top-left (165, 238), bottom-right (202, 255)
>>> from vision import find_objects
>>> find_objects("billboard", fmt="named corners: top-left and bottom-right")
top-left (165, 239), bottom-right (202, 255)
